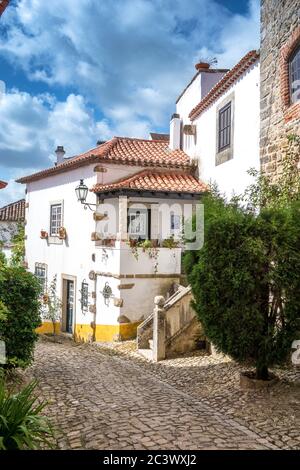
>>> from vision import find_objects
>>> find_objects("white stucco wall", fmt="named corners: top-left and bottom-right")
top-left (176, 61), bottom-right (260, 199)
top-left (176, 71), bottom-right (227, 125)
top-left (24, 161), bottom-right (195, 335)
top-left (25, 164), bottom-right (97, 329)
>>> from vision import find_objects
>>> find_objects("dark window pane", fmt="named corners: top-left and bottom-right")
top-left (218, 102), bottom-right (231, 151)
top-left (290, 47), bottom-right (300, 103)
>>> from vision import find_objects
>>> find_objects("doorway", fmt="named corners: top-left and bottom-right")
top-left (62, 276), bottom-right (76, 334)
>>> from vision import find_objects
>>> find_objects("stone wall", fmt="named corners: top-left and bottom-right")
top-left (260, 0), bottom-right (300, 180)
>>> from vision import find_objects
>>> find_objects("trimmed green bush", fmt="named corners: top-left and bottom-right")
top-left (0, 265), bottom-right (42, 368)
top-left (185, 194), bottom-right (300, 380)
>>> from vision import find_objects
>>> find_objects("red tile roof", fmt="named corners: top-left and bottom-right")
top-left (0, 199), bottom-right (25, 222)
top-left (92, 170), bottom-right (207, 194)
top-left (16, 137), bottom-right (194, 184)
top-left (0, 180), bottom-right (7, 189)
top-left (0, 0), bottom-right (9, 16)
top-left (189, 50), bottom-right (260, 120)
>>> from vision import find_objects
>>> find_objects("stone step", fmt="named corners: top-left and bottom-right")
top-left (149, 339), bottom-right (153, 350)
top-left (137, 349), bottom-right (153, 361)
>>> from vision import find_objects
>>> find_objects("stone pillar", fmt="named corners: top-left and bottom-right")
top-left (118, 196), bottom-right (128, 241)
top-left (152, 295), bottom-right (166, 362)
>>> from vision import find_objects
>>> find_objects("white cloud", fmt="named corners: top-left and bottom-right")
top-left (0, 0), bottom-right (260, 204)
top-left (0, 0), bottom-right (260, 127)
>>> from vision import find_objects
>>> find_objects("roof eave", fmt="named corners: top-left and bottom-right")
top-left (188, 50), bottom-right (260, 121)
top-left (93, 188), bottom-right (207, 199)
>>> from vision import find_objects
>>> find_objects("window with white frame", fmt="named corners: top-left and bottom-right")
top-left (170, 214), bottom-right (181, 231)
top-left (35, 263), bottom-right (47, 293)
top-left (50, 203), bottom-right (62, 236)
top-left (127, 209), bottom-right (150, 239)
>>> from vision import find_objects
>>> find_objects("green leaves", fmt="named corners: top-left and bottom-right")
top-left (10, 224), bottom-right (25, 267)
top-left (0, 379), bottom-right (54, 450)
top-left (0, 264), bottom-right (42, 369)
top-left (186, 193), bottom-right (300, 379)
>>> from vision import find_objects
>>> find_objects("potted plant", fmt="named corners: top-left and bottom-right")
top-left (58, 227), bottom-right (67, 239)
top-left (40, 230), bottom-right (48, 239)
top-left (129, 238), bottom-right (138, 248)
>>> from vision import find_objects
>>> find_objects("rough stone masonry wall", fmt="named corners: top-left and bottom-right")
top-left (260, 0), bottom-right (300, 181)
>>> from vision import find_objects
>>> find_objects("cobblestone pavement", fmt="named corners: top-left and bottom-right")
top-left (94, 341), bottom-right (300, 450)
top-left (27, 338), bottom-right (277, 450)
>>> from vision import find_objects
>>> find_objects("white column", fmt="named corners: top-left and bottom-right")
top-left (118, 196), bottom-right (128, 241)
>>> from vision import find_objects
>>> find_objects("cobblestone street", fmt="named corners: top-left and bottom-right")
top-left (26, 338), bottom-right (285, 450)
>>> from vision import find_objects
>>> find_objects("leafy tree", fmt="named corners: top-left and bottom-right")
top-left (0, 265), bottom-right (42, 368)
top-left (42, 275), bottom-right (62, 336)
top-left (185, 138), bottom-right (300, 380)
top-left (10, 224), bottom-right (25, 267)
top-left (0, 242), bottom-right (6, 268)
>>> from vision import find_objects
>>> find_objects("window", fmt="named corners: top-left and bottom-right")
top-left (80, 281), bottom-right (89, 312)
top-left (290, 46), bottom-right (300, 104)
top-left (218, 102), bottom-right (231, 151)
top-left (35, 263), bottom-right (47, 293)
top-left (170, 214), bottom-right (181, 231)
top-left (127, 208), bottom-right (150, 240)
top-left (50, 203), bottom-right (62, 236)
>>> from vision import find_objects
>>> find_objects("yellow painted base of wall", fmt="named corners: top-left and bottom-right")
top-left (36, 322), bottom-right (61, 335)
top-left (37, 321), bottom-right (140, 343)
top-left (75, 322), bottom-right (141, 343)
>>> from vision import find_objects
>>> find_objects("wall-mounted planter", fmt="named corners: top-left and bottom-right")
top-left (93, 212), bottom-right (108, 222)
top-left (91, 232), bottom-right (102, 241)
top-left (101, 238), bottom-right (116, 247)
top-left (40, 230), bottom-right (48, 239)
top-left (183, 124), bottom-right (197, 135)
top-left (58, 227), bottom-right (67, 239)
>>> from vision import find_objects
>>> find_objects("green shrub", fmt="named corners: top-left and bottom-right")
top-left (0, 379), bottom-right (54, 450)
top-left (0, 265), bottom-right (42, 368)
top-left (10, 224), bottom-right (25, 267)
top-left (185, 194), bottom-right (300, 380)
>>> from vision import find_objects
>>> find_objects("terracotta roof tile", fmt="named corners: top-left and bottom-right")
top-left (0, 199), bottom-right (25, 222)
top-left (92, 170), bottom-right (207, 194)
top-left (0, 0), bottom-right (9, 16)
top-left (189, 50), bottom-right (260, 120)
top-left (16, 137), bottom-right (193, 184)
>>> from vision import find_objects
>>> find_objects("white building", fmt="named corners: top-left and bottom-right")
top-left (17, 49), bottom-right (261, 343)
top-left (170, 50), bottom-right (260, 198)
top-left (0, 199), bottom-right (25, 259)
top-left (17, 139), bottom-right (206, 342)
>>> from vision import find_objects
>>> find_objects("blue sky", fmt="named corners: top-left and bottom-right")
top-left (0, 0), bottom-right (260, 204)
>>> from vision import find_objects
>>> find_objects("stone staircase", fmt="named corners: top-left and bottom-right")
top-left (137, 285), bottom-right (205, 361)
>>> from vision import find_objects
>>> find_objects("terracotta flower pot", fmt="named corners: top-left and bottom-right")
top-left (40, 230), bottom-right (48, 239)
top-left (58, 227), bottom-right (67, 239)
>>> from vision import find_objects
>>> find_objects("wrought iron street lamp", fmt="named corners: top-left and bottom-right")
top-left (75, 179), bottom-right (96, 210)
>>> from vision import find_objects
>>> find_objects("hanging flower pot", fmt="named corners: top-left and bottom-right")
top-left (42, 294), bottom-right (49, 304)
top-left (40, 230), bottom-right (48, 239)
top-left (58, 227), bottom-right (67, 239)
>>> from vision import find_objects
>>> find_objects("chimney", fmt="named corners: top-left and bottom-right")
top-left (55, 146), bottom-right (66, 165)
top-left (195, 62), bottom-right (210, 71)
top-left (169, 113), bottom-right (181, 150)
